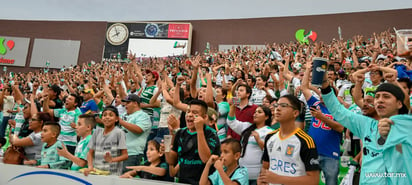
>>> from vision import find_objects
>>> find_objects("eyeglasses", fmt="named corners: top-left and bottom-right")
top-left (273, 103), bottom-right (297, 110)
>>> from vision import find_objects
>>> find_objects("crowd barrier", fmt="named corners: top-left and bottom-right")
top-left (0, 163), bottom-right (183, 185)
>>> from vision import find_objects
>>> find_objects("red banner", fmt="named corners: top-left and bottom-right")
top-left (168, 24), bottom-right (190, 39)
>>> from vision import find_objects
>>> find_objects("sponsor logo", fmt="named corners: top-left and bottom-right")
top-left (168, 24), bottom-right (190, 39)
top-left (145, 24), bottom-right (159, 37)
top-left (315, 66), bottom-right (326, 72)
top-left (9, 171), bottom-right (91, 185)
top-left (268, 141), bottom-right (274, 153)
top-left (310, 158), bottom-right (319, 165)
top-left (0, 37), bottom-right (16, 64)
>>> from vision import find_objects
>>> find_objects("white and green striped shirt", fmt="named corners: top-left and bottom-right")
top-left (71, 134), bottom-right (92, 171)
top-left (13, 104), bottom-right (25, 136)
top-left (54, 108), bottom-right (82, 146)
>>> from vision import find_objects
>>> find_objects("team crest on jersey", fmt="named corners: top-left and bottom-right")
top-left (286, 144), bottom-right (295, 157)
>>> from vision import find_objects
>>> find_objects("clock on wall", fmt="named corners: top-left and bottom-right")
top-left (106, 23), bottom-right (129, 46)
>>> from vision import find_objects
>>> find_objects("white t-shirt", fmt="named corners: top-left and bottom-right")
top-left (227, 117), bottom-right (274, 180)
top-left (262, 128), bottom-right (320, 185)
top-left (3, 96), bottom-right (14, 117)
top-left (338, 83), bottom-right (353, 105)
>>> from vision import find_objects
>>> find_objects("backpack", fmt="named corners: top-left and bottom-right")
top-left (3, 145), bottom-right (26, 164)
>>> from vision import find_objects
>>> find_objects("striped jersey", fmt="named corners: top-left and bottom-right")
top-left (54, 108), bottom-right (82, 146)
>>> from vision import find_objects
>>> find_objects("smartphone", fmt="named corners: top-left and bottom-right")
top-left (232, 97), bottom-right (240, 107)
top-left (310, 106), bottom-right (317, 110)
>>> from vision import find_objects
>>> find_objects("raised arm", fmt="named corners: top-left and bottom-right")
top-left (190, 56), bottom-right (201, 99)
top-left (352, 73), bottom-right (365, 108)
top-left (42, 95), bottom-right (54, 117)
top-left (173, 77), bottom-right (188, 112)
top-left (149, 81), bottom-right (162, 107)
top-left (300, 61), bottom-right (314, 101)
top-left (204, 73), bottom-right (215, 108)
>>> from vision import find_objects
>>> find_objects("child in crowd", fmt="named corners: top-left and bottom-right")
top-left (200, 138), bottom-right (249, 185)
top-left (27, 122), bottom-right (70, 169)
top-left (57, 114), bottom-right (95, 171)
top-left (83, 106), bottom-right (128, 176)
top-left (120, 137), bottom-right (171, 181)
top-left (0, 137), bottom-right (6, 156)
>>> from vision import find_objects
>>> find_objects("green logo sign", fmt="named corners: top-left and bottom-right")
top-left (0, 38), bottom-right (15, 55)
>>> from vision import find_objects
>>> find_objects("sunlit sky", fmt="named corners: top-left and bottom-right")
top-left (1, 0), bottom-right (411, 21)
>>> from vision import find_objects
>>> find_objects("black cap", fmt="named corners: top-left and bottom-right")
top-left (375, 83), bottom-right (409, 114)
top-left (121, 94), bottom-right (141, 103)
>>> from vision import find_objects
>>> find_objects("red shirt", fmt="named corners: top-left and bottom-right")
top-left (227, 104), bottom-right (258, 140)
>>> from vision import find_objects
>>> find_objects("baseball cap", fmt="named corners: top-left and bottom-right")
top-left (145, 69), bottom-right (159, 81)
top-left (121, 94), bottom-right (141, 103)
top-left (375, 83), bottom-right (409, 114)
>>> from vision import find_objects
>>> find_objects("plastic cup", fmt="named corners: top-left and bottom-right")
top-left (164, 135), bottom-right (173, 152)
top-left (396, 29), bottom-right (412, 57)
top-left (311, 57), bottom-right (328, 87)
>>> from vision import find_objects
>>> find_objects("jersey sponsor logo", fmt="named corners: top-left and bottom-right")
top-left (363, 146), bottom-right (381, 158)
top-left (270, 158), bottom-right (297, 174)
top-left (182, 159), bottom-right (203, 165)
top-left (286, 144), bottom-right (295, 157)
top-left (310, 158), bottom-right (319, 165)
top-left (268, 140), bottom-right (274, 153)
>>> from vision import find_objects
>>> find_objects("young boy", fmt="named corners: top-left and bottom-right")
top-left (200, 138), bottom-right (249, 185)
top-left (36, 122), bottom-right (70, 169)
top-left (57, 114), bottom-right (95, 171)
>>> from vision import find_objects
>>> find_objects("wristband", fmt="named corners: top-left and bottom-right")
top-left (172, 128), bottom-right (180, 135)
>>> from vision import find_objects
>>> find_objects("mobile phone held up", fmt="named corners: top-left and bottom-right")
top-left (232, 97), bottom-right (240, 107)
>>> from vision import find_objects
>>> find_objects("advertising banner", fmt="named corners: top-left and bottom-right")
top-left (103, 22), bottom-right (192, 59)
top-left (0, 36), bottom-right (30, 67)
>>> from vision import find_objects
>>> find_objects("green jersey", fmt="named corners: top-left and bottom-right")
top-left (71, 135), bottom-right (92, 171)
top-left (54, 108), bottom-right (82, 146)
top-left (38, 141), bottom-right (70, 169)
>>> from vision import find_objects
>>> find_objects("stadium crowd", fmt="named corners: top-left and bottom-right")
top-left (1, 29), bottom-right (412, 185)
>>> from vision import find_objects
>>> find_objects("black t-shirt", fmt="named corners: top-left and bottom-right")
top-left (172, 125), bottom-right (220, 185)
top-left (18, 119), bottom-right (33, 138)
top-left (52, 98), bottom-right (63, 109)
top-left (138, 161), bottom-right (172, 181)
